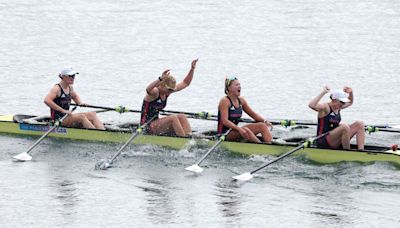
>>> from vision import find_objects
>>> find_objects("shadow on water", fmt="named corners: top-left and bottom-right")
top-left (213, 180), bottom-right (242, 222)
top-left (134, 177), bottom-right (177, 225)
top-left (46, 154), bottom-right (81, 225)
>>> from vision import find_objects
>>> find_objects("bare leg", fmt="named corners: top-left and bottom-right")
top-left (177, 114), bottom-right (192, 135)
top-left (226, 130), bottom-right (242, 141)
top-left (243, 127), bottom-right (261, 143)
top-left (325, 124), bottom-right (351, 149)
top-left (84, 112), bottom-right (105, 130)
top-left (225, 125), bottom-right (261, 143)
top-left (349, 121), bottom-right (365, 150)
top-left (61, 113), bottom-right (96, 129)
top-left (149, 115), bottom-right (186, 137)
top-left (244, 122), bottom-right (272, 143)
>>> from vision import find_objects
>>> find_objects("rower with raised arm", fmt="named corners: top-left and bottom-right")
top-left (140, 59), bottom-right (198, 137)
top-left (217, 76), bottom-right (273, 143)
top-left (308, 86), bottom-right (365, 150)
top-left (44, 68), bottom-right (105, 130)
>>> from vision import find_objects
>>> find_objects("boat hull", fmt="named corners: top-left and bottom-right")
top-left (0, 121), bottom-right (190, 150)
top-left (223, 141), bottom-right (400, 164)
top-left (1, 118), bottom-right (399, 165)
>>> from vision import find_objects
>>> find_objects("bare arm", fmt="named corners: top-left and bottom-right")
top-left (175, 59), bottom-right (198, 92)
top-left (241, 98), bottom-right (264, 122)
top-left (308, 86), bottom-right (330, 111)
top-left (70, 87), bottom-right (84, 105)
top-left (341, 86), bottom-right (354, 109)
top-left (144, 70), bottom-right (170, 101)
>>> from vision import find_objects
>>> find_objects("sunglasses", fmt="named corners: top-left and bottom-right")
top-left (67, 74), bottom-right (76, 79)
top-left (340, 101), bottom-right (346, 105)
top-left (225, 76), bottom-right (238, 87)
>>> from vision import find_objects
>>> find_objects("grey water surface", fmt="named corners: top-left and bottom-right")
top-left (1, 0), bottom-right (400, 227)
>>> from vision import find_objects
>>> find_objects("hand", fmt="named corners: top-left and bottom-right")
top-left (264, 120), bottom-right (273, 131)
top-left (62, 110), bottom-right (72, 115)
top-left (160, 69), bottom-right (170, 80)
top-left (343, 86), bottom-right (352, 93)
top-left (191, 59), bottom-right (198, 69)
top-left (322, 85), bottom-right (330, 94)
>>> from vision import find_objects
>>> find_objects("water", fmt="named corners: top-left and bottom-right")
top-left (1, 0), bottom-right (400, 227)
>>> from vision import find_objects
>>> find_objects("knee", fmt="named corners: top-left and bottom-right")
top-left (77, 114), bottom-right (89, 122)
top-left (340, 124), bottom-right (351, 133)
top-left (243, 127), bottom-right (253, 134)
top-left (354, 120), bottom-right (364, 129)
top-left (86, 112), bottom-right (96, 118)
top-left (169, 115), bottom-right (180, 124)
top-left (177, 114), bottom-right (187, 121)
top-left (258, 122), bottom-right (269, 131)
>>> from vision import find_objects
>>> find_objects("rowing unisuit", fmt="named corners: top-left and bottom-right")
top-left (140, 95), bottom-right (168, 125)
top-left (316, 105), bottom-right (341, 148)
top-left (217, 96), bottom-right (242, 134)
top-left (51, 84), bottom-right (72, 120)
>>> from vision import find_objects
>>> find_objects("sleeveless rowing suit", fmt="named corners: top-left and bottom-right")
top-left (316, 105), bottom-right (341, 148)
top-left (51, 84), bottom-right (72, 120)
top-left (140, 94), bottom-right (168, 130)
top-left (217, 96), bottom-right (243, 134)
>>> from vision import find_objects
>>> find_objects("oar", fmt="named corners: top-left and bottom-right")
top-left (12, 107), bottom-right (77, 162)
top-left (71, 103), bottom-right (141, 114)
top-left (232, 132), bottom-right (329, 181)
top-left (185, 129), bottom-right (232, 173)
top-left (72, 104), bottom-right (400, 131)
top-left (70, 103), bottom-right (310, 127)
top-left (71, 103), bottom-right (214, 120)
top-left (95, 116), bottom-right (156, 170)
top-left (365, 125), bottom-right (400, 134)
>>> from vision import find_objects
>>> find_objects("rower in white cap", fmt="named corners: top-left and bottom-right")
top-left (308, 86), bottom-right (365, 150)
top-left (44, 67), bottom-right (105, 130)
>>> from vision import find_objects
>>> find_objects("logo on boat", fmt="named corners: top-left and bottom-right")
top-left (19, 123), bottom-right (67, 134)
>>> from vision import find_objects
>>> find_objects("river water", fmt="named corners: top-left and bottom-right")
top-left (1, 0), bottom-right (400, 227)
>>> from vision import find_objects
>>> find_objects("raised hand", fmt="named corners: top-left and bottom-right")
top-left (322, 85), bottom-right (330, 94)
top-left (191, 59), bottom-right (198, 69)
top-left (343, 86), bottom-right (352, 93)
top-left (160, 69), bottom-right (171, 80)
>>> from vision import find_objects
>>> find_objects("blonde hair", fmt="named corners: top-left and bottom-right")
top-left (224, 76), bottom-right (238, 94)
top-left (160, 75), bottom-right (177, 90)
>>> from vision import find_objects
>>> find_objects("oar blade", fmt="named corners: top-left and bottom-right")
top-left (95, 159), bottom-right (111, 170)
top-left (185, 164), bottom-right (204, 173)
top-left (232, 172), bottom-right (253, 181)
top-left (12, 152), bottom-right (32, 162)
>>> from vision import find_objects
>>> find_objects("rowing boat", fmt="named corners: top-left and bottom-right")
top-left (1, 114), bottom-right (399, 165)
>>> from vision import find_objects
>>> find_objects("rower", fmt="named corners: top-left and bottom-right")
top-left (140, 59), bottom-right (198, 137)
top-left (44, 68), bottom-right (105, 130)
top-left (308, 86), bottom-right (365, 150)
top-left (217, 76), bottom-right (273, 143)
